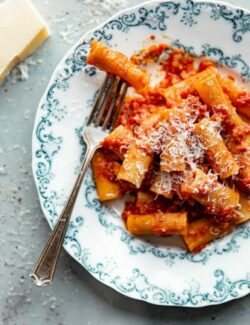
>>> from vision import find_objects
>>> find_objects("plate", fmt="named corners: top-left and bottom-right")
top-left (32, 0), bottom-right (250, 307)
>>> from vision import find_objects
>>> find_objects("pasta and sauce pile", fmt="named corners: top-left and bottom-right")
top-left (87, 39), bottom-right (250, 252)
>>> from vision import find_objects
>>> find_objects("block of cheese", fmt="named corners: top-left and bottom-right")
top-left (0, 0), bottom-right (50, 84)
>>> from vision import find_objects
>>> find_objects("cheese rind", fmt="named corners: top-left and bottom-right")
top-left (0, 0), bottom-right (50, 84)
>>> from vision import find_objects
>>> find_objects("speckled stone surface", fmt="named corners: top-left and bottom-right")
top-left (0, 0), bottom-right (250, 324)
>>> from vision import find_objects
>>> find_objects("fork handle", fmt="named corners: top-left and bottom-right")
top-left (30, 144), bottom-right (97, 286)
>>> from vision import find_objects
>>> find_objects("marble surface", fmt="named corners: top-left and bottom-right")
top-left (0, 0), bottom-right (250, 324)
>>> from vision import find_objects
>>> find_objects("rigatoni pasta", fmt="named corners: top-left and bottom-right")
top-left (219, 76), bottom-right (250, 119)
top-left (194, 118), bottom-right (239, 178)
top-left (193, 69), bottom-right (244, 128)
top-left (231, 194), bottom-right (250, 224)
top-left (117, 144), bottom-right (153, 188)
top-left (127, 212), bottom-right (187, 236)
top-left (101, 125), bottom-right (134, 159)
top-left (183, 217), bottom-right (233, 253)
top-left (87, 40), bottom-right (149, 90)
top-left (92, 149), bottom-right (123, 201)
top-left (160, 136), bottom-right (186, 172)
top-left (181, 168), bottom-right (240, 215)
top-left (150, 171), bottom-right (174, 199)
top-left (87, 40), bottom-right (250, 253)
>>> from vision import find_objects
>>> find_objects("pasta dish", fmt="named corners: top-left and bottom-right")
top-left (87, 39), bottom-right (250, 252)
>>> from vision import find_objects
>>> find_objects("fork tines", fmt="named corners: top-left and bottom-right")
top-left (87, 75), bottom-right (128, 131)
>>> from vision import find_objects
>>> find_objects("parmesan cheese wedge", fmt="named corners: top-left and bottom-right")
top-left (0, 0), bottom-right (50, 84)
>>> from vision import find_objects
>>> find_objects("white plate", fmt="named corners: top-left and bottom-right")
top-left (32, 0), bottom-right (250, 306)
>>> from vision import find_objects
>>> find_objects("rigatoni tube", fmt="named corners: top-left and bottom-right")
top-left (183, 217), bottom-right (233, 252)
top-left (101, 125), bottom-right (134, 159)
top-left (150, 171), bottom-right (173, 199)
top-left (193, 69), bottom-right (243, 128)
top-left (92, 150), bottom-right (122, 201)
top-left (231, 194), bottom-right (250, 224)
top-left (160, 137), bottom-right (186, 172)
top-left (117, 144), bottom-right (153, 188)
top-left (127, 212), bottom-right (187, 236)
top-left (194, 118), bottom-right (239, 178)
top-left (87, 40), bottom-right (149, 90)
top-left (181, 168), bottom-right (239, 215)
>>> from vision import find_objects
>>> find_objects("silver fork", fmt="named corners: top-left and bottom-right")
top-left (30, 75), bottom-right (128, 286)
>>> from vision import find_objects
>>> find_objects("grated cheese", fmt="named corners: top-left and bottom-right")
top-left (131, 103), bottom-right (214, 194)
top-left (10, 57), bottom-right (42, 83)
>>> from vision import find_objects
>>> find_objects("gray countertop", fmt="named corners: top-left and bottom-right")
top-left (1, 0), bottom-right (250, 324)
